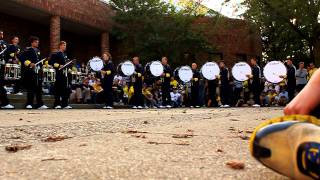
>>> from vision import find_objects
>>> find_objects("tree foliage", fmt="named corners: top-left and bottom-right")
top-left (109, 0), bottom-right (215, 66)
top-left (240, 0), bottom-right (320, 64)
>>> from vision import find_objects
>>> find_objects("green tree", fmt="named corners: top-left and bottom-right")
top-left (109, 0), bottom-right (214, 66)
top-left (241, 0), bottom-right (320, 65)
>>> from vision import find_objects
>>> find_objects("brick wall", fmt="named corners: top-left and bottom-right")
top-left (11, 0), bottom-right (113, 31)
top-left (0, 12), bottom-right (100, 64)
top-left (193, 17), bottom-right (262, 67)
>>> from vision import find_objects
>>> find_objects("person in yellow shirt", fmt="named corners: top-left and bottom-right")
top-left (307, 62), bottom-right (317, 81)
top-left (170, 77), bottom-right (178, 89)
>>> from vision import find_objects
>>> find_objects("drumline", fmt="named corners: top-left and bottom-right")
top-left (88, 59), bottom-right (288, 84)
top-left (3, 57), bottom-right (288, 87)
top-left (2, 63), bottom-right (87, 85)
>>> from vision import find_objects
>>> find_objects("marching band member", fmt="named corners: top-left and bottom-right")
top-left (5, 36), bottom-right (21, 64)
top-left (20, 36), bottom-right (48, 109)
top-left (191, 63), bottom-right (200, 108)
top-left (6, 36), bottom-right (22, 95)
top-left (160, 56), bottom-right (172, 108)
top-left (132, 56), bottom-right (144, 109)
top-left (286, 59), bottom-right (296, 102)
top-left (219, 61), bottom-right (230, 108)
top-left (0, 30), bottom-right (14, 109)
top-left (101, 52), bottom-right (115, 109)
top-left (249, 58), bottom-right (262, 107)
top-left (50, 41), bottom-right (72, 109)
top-left (207, 78), bottom-right (218, 107)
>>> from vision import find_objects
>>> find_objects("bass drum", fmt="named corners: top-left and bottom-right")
top-left (263, 61), bottom-right (287, 84)
top-left (232, 62), bottom-right (252, 82)
top-left (178, 66), bottom-right (193, 83)
top-left (200, 62), bottom-right (220, 80)
top-left (117, 61), bottom-right (135, 76)
top-left (88, 57), bottom-right (104, 72)
top-left (149, 61), bottom-right (164, 77)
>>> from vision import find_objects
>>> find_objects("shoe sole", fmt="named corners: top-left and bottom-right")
top-left (249, 115), bottom-right (320, 156)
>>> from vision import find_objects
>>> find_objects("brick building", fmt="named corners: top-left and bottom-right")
top-left (193, 17), bottom-right (262, 67)
top-left (0, 0), bottom-right (261, 67)
top-left (0, 0), bottom-right (113, 63)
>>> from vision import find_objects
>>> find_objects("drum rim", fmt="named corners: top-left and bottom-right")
top-left (88, 56), bottom-right (104, 71)
top-left (149, 60), bottom-right (164, 77)
top-left (232, 62), bottom-right (252, 82)
top-left (120, 60), bottom-right (135, 76)
top-left (201, 61), bottom-right (220, 80)
top-left (263, 60), bottom-right (287, 84)
top-left (178, 65), bottom-right (193, 83)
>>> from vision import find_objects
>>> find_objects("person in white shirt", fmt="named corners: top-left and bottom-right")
top-left (170, 87), bottom-right (182, 107)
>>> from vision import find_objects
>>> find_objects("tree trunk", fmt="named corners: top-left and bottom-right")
top-left (314, 39), bottom-right (320, 66)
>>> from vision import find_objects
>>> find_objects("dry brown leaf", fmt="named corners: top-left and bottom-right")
top-left (79, 143), bottom-right (87, 147)
top-left (143, 121), bottom-right (149, 124)
top-left (172, 134), bottom-right (193, 138)
top-left (226, 160), bottom-right (245, 170)
top-left (147, 141), bottom-right (171, 145)
top-left (43, 136), bottom-right (70, 142)
top-left (217, 149), bottom-right (223, 153)
top-left (175, 141), bottom-right (190, 146)
top-left (131, 134), bottom-right (146, 138)
top-left (122, 130), bottom-right (147, 134)
top-left (5, 144), bottom-right (32, 152)
top-left (41, 157), bottom-right (67, 162)
top-left (9, 136), bottom-right (21, 139)
top-left (228, 127), bottom-right (236, 131)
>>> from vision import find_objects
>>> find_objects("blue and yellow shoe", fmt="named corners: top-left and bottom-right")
top-left (250, 115), bottom-right (320, 179)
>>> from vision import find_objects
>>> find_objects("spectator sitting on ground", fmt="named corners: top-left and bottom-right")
top-left (170, 87), bottom-right (182, 107)
top-left (170, 77), bottom-right (178, 89)
top-left (266, 89), bottom-right (278, 106)
top-left (90, 78), bottom-right (104, 104)
top-left (275, 88), bottom-right (289, 106)
top-left (70, 78), bottom-right (91, 103)
top-left (142, 84), bottom-right (157, 108)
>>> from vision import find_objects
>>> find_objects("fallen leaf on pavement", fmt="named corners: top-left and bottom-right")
top-left (172, 134), bottom-right (193, 138)
top-left (5, 144), bottom-right (32, 152)
top-left (217, 149), bottom-right (223, 152)
top-left (175, 141), bottom-right (190, 146)
top-left (226, 161), bottom-right (245, 169)
top-left (147, 141), bottom-right (171, 145)
top-left (122, 130), bottom-right (148, 134)
top-left (143, 121), bottom-right (149, 124)
top-left (41, 157), bottom-right (67, 162)
top-left (43, 136), bottom-right (70, 142)
top-left (131, 134), bottom-right (146, 138)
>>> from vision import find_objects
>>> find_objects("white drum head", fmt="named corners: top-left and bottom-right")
top-left (150, 61), bottom-right (164, 77)
top-left (178, 66), bottom-right (193, 83)
top-left (121, 61), bottom-right (135, 76)
top-left (201, 62), bottom-right (220, 80)
top-left (89, 57), bottom-right (104, 71)
top-left (263, 61), bottom-right (287, 84)
top-left (232, 62), bottom-right (252, 82)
